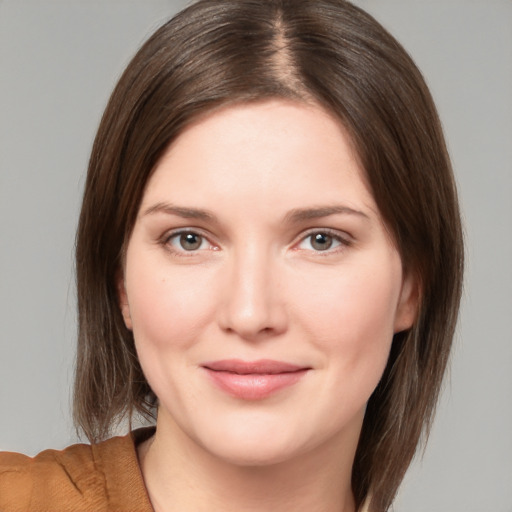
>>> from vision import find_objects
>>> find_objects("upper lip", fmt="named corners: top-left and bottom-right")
top-left (202, 359), bottom-right (308, 375)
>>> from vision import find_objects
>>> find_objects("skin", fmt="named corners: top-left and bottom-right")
top-left (119, 99), bottom-right (418, 512)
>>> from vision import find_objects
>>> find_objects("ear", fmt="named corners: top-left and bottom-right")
top-left (394, 271), bottom-right (420, 333)
top-left (117, 272), bottom-right (133, 330)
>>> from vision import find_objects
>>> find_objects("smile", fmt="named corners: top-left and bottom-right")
top-left (201, 359), bottom-right (310, 400)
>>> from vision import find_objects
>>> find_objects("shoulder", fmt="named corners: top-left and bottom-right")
top-left (0, 428), bottom-right (154, 512)
top-left (0, 441), bottom-right (105, 511)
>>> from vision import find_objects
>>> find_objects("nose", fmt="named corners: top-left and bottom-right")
top-left (217, 245), bottom-right (288, 341)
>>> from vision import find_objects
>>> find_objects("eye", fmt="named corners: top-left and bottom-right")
top-left (297, 231), bottom-right (345, 252)
top-left (167, 231), bottom-right (209, 252)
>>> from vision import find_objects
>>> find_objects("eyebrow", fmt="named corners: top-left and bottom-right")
top-left (283, 205), bottom-right (371, 223)
top-left (142, 202), bottom-right (215, 221)
top-left (142, 202), bottom-right (370, 224)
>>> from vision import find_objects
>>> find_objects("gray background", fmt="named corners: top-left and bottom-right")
top-left (1, 1), bottom-right (511, 511)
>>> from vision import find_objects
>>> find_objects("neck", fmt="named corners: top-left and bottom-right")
top-left (138, 410), bottom-right (360, 512)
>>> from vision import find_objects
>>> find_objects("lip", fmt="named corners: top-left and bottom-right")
top-left (201, 359), bottom-right (310, 400)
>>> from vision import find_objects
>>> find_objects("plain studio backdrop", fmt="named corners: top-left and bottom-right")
top-left (1, 1), bottom-right (511, 511)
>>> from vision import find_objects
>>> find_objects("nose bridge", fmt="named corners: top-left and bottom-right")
top-left (219, 239), bottom-right (286, 339)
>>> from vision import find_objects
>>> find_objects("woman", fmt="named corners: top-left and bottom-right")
top-left (0, 1), bottom-right (463, 511)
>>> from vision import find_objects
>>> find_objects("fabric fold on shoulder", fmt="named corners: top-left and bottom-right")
top-left (0, 428), bottom-right (154, 512)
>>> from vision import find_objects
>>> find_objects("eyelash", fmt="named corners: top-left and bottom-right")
top-left (162, 229), bottom-right (216, 257)
top-left (161, 228), bottom-right (352, 257)
top-left (295, 228), bottom-right (352, 254)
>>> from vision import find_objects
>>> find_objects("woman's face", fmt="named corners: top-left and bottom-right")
top-left (119, 100), bottom-right (417, 466)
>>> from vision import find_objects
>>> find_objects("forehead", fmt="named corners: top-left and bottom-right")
top-left (141, 99), bottom-right (377, 218)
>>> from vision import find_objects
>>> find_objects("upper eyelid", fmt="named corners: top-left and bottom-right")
top-left (160, 227), bottom-right (353, 249)
top-left (160, 231), bottom-right (220, 260)
top-left (292, 229), bottom-right (354, 254)
top-left (295, 227), bottom-right (353, 243)
top-left (163, 227), bottom-right (210, 241)
top-left (162, 228), bottom-right (215, 253)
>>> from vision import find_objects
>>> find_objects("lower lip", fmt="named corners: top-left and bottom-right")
top-left (204, 368), bottom-right (308, 400)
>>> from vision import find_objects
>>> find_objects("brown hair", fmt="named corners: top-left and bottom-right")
top-left (74, 1), bottom-right (464, 510)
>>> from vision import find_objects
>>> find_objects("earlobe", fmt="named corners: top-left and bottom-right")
top-left (117, 274), bottom-right (133, 330)
top-left (394, 272), bottom-right (420, 334)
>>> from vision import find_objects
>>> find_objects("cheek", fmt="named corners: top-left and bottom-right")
top-left (125, 260), bottom-right (217, 353)
top-left (292, 256), bottom-right (402, 375)
top-left (124, 259), bottom-right (221, 409)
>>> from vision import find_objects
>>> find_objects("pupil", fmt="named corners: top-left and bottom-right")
top-left (312, 233), bottom-right (332, 251)
top-left (180, 233), bottom-right (202, 250)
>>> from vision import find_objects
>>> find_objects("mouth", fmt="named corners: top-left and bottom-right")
top-left (201, 359), bottom-right (310, 400)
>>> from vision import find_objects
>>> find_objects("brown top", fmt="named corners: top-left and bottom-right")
top-left (0, 428), bottom-right (373, 512)
top-left (0, 428), bottom-right (155, 512)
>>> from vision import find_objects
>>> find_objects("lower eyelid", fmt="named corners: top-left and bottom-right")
top-left (296, 231), bottom-right (351, 251)
top-left (161, 229), bottom-right (351, 254)
top-left (163, 229), bottom-right (220, 254)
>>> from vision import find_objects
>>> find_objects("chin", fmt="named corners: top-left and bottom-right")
top-left (197, 418), bottom-right (331, 469)
top-left (207, 438), bottom-right (303, 468)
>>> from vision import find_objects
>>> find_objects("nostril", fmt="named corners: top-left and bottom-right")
top-left (216, 263), bottom-right (288, 339)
